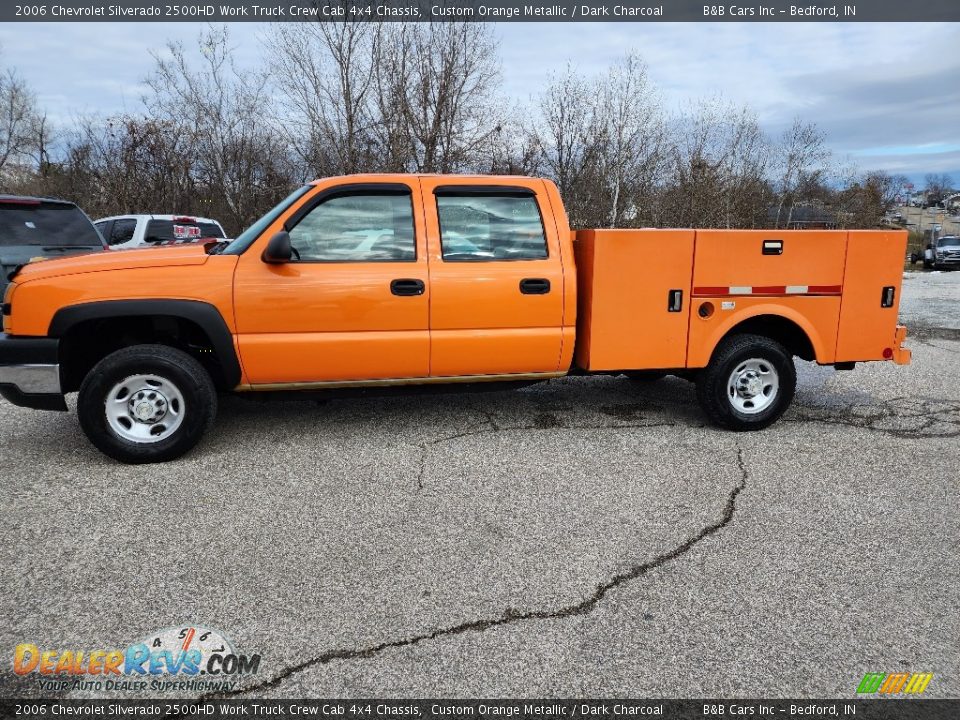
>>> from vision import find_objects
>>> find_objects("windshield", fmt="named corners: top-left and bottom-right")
top-left (222, 186), bottom-right (312, 255)
top-left (0, 200), bottom-right (103, 247)
top-left (937, 237), bottom-right (959, 248)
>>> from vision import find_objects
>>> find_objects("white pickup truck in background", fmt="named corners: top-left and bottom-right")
top-left (94, 214), bottom-right (227, 251)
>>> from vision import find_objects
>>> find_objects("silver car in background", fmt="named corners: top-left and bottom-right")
top-left (926, 236), bottom-right (960, 270)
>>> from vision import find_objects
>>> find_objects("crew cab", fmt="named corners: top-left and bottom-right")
top-left (0, 174), bottom-right (911, 463)
top-left (94, 214), bottom-right (227, 250)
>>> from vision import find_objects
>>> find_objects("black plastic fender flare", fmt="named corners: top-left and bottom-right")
top-left (48, 299), bottom-right (241, 388)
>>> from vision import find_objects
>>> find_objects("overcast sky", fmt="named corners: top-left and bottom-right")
top-left (1, 21), bottom-right (957, 185)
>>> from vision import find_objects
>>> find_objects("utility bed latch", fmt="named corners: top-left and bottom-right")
top-left (762, 239), bottom-right (783, 255)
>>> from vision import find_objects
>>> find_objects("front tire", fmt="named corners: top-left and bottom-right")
top-left (696, 334), bottom-right (796, 431)
top-left (78, 344), bottom-right (217, 463)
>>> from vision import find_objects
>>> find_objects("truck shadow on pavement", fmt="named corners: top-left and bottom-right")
top-left (219, 370), bottom-right (960, 449)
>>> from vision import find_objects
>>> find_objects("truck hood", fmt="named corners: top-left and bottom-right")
top-left (12, 245), bottom-right (210, 283)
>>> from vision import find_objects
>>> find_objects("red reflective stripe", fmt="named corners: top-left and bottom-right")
top-left (807, 285), bottom-right (842, 294)
top-left (693, 285), bottom-right (843, 296)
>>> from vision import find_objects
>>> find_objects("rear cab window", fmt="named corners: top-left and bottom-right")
top-left (435, 189), bottom-right (548, 262)
top-left (144, 219), bottom-right (225, 243)
top-left (0, 200), bottom-right (102, 247)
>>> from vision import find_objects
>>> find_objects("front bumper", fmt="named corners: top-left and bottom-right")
top-left (892, 325), bottom-right (911, 366)
top-left (0, 333), bottom-right (67, 411)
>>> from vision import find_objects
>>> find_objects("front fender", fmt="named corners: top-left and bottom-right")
top-left (49, 299), bottom-right (242, 388)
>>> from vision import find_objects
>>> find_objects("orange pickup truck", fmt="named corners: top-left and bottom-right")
top-left (0, 174), bottom-right (911, 463)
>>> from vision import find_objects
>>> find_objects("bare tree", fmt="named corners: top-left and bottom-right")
top-left (594, 52), bottom-right (664, 227)
top-left (272, 20), bottom-right (506, 177)
top-left (272, 14), bottom-right (380, 177)
top-left (833, 170), bottom-right (908, 228)
top-left (146, 26), bottom-right (293, 233)
top-left (923, 172), bottom-right (954, 205)
top-left (659, 99), bottom-right (773, 229)
top-left (772, 118), bottom-right (831, 228)
top-left (533, 63), bottom-right (593, 201)
top-left (484, 103), bottom-right (541, 176)
top-left (0, 67), bottom-right (42, 188)
top-left (373, 23), bottom-right (505, 173)
top-left (530, 54), bottom-right (666, 229)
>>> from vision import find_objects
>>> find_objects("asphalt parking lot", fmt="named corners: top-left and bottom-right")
top-left (2, 272), bottom-right (958, 700)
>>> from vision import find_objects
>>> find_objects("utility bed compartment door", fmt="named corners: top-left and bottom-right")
top-left (692, 229), bottom-right (847, 293)
top-left (574, 229), bottom-right (695, 371)
top-left (835, 230), bottom-right (907, 362)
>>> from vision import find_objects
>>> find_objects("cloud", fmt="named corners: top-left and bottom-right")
top-left (497, 22), bottom-right (959, 180)
top-left (2, 20), bottom-right (957, 180)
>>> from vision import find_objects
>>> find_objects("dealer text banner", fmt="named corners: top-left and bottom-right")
top-left (4, 0), bottom-right (960, 23)
top-left (2, 700), bottom-right (960, 719)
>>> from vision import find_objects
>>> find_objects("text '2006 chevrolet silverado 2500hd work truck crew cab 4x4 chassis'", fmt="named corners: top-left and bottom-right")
top-left (0, 174), bottom-right (911, 463)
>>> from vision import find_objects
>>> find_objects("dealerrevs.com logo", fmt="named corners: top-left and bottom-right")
top-left (12, 626), bottom-right (261, 693)
top-left (856, 672), bottom-right (933, 695)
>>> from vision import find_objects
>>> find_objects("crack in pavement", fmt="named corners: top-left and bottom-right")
top-left (204, 445), bottom-right (749, 699)
top-left (413, 389), bottom-right (956, 493)
top-left (909, 335), bottom-right (960, 356)
top-left (413, 415), bottom-right (679, 491)
top-left (902, 325), bottom-right (960, 344)
top-left (788, 396), bottom-right (960, 439)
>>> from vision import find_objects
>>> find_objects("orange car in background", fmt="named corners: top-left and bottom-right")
top-left (0, 174), bottom-right (910, 463)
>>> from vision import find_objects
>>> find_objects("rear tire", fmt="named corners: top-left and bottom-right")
top-left (78, 344), bottom-right (217, 463)
top-left (696, 334), bottom-right (796, 431)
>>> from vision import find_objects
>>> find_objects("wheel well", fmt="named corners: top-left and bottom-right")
top-left (720, 314), bottom-right (816, 361)
top-left (59, 315), bottom-right (229, 393)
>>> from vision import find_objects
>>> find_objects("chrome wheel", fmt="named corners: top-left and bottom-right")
top-left (727, 358), bottom-right (779, 415)
top-left (104, 374), bottom-right (186, 444)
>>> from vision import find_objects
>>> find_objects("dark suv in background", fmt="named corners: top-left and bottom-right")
top-left (0, 196), bottom-right (106, 298)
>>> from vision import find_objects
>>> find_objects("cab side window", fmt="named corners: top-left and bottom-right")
top-left (108, 218), bottom-right (137, 246)
top-left (436, 191), bottom-right (548, 262)
top-left (288, 192), bottom-right (415, 262)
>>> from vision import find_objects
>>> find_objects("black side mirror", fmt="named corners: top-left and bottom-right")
top-left (262, 230), bottom-right (293, 264)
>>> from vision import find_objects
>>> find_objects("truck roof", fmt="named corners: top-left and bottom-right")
top-left (95, 214), bottom-right (223, 224)
top-left (0, 194), bottom-right (75, 206)
top-left (307, 173), bottom-right (543, 185)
